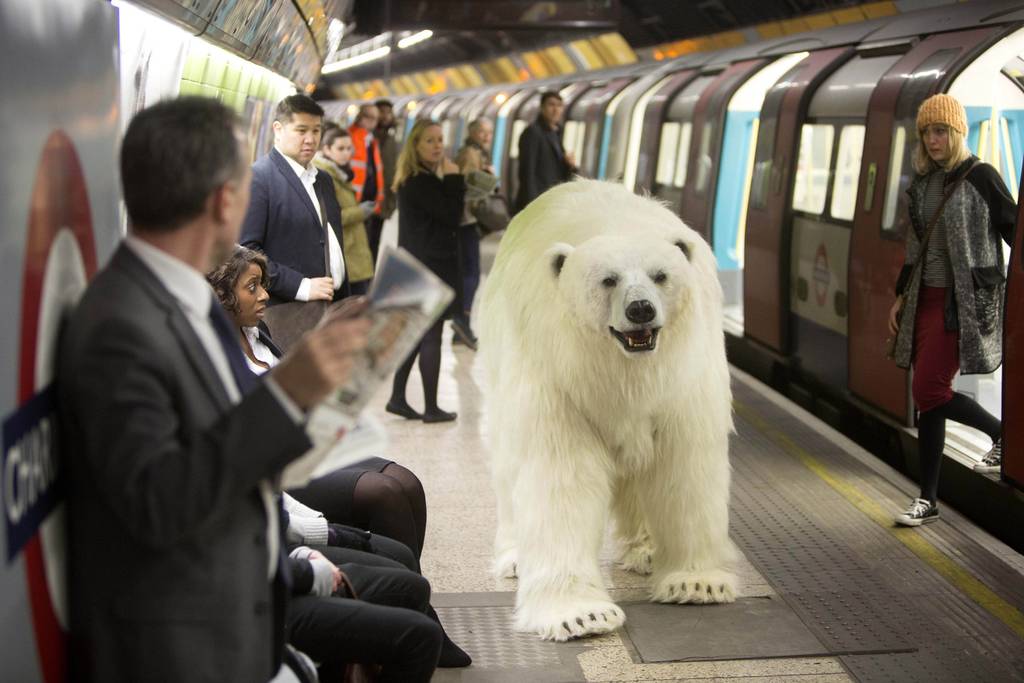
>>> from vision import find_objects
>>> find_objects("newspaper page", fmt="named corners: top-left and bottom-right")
top-left (296, 246), bottom-right (454, 480)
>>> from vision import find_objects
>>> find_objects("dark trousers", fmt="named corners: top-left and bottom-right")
top-left (457, 224), bottom-right (481, 321)
top-left (367, 214), bottom-right (385, 266)
top-left (287, 563), bottom-right (441, 682)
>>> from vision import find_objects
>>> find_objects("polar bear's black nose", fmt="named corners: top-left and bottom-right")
top-left (626, 300), bottom-right (656, 324)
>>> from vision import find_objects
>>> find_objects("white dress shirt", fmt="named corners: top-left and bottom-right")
top-left (125, 236), bottom-right (298, 579)
top-left (244, 325), bottom-right (279, 375)
top-left (278, 150), bottom-right (346, 300)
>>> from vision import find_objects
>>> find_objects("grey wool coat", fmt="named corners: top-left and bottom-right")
top-left (893, 155), bottom-right (1015, 373)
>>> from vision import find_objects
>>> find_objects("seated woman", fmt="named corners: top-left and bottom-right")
top-left (209, 245), bottom-right (470, 667)
top-left (208, 245), bottom-right (427, 558)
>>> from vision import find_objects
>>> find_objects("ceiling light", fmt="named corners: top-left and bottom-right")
top-left (322, 46), bottom-right (391, 74)
top-left (398, 30), bottom-right (433, 49)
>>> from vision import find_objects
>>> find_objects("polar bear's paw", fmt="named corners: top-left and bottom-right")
top-left (515, 598), bottom-right (626, 641)
top-left (493, 547), bottom-right (518, 579)
top-left (619, 539), bottom-right (654, 575)
top-left (651, 569), bottom-right (736, 604)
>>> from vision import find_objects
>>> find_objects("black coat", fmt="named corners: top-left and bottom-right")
top-left (57, 245), bottom-right (312, 682)
top-left (515, 119), bottom-right (573, 212)
top-left (397, 169), bottom-right (466, 313)
top-left (240, 148), bottom-right (350, 304)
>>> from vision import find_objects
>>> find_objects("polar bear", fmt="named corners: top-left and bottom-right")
top-left (478, 179), bottom-right (736, 641)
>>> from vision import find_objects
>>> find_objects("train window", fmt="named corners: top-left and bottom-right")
top-left (655, 122), bottom-right (681, 186)
top-left (566, 121), bottom-right (587, 161)
top-left (792, 123), bottom-right (834, 214)
top-left (694, 122), bottom-right (715, 194)
top-left (830, 125), bottom-right (866, 221)
top-left (881, 126), bottom-right (907, 231)
top-left (509, 119), bottom-right (529, 160)
top-left (673, 123), bottom-right (693, 188)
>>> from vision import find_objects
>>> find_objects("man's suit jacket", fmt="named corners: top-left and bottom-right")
top-left (515, 119), bottom-right (573, 213)
top-left (240, 148), bottom-right (350, 304)
top-left (58, 244), bottom-right (312, 683)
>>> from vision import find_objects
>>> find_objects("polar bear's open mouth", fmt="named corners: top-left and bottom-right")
top-left (609, 327), bottom-right (660, 352)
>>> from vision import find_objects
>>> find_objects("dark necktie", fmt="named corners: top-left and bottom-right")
top-left (208, 296), bottom-right (259, 395)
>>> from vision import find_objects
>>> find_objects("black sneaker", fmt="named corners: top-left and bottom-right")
top-left (451, 319), bottom-right (478, 351)
top-left (974, 440), bottom-right (1002, 474)
top-left (895, 498), bottom-right (939, 527)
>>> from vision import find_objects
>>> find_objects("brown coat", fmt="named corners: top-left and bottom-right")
top-left (314, 156), bottom-right (375, 282)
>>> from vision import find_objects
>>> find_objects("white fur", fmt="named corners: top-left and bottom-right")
top-left (479, 179), bottom-right (737, 641)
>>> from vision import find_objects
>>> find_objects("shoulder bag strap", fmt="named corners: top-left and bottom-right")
top-left (905, 159), bottom-right (980, 291)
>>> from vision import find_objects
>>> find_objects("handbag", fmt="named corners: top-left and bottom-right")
top-left (470, 192), bottom-right (511, 234)
top-left (885, 159), bottom-right (979, 359)
top-left (263, 187), bottom-right (337, 353)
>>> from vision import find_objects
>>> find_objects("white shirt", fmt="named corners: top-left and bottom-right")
top-left (243, 325), bottom-right (279, 375)
top-left (277, 150), bottom-right (345, 299)
top-left (125, 236), bottom-right (300, 579)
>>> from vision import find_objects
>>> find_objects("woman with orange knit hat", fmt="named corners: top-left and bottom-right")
top-left (888, 93), bottom-right (1015, 526)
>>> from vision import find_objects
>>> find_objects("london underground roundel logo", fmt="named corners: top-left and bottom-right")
top-left (3, 130), bottom-right (98, 683)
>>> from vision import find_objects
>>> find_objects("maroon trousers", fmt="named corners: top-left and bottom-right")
top-left (911, 286), bottom-right (959, 412)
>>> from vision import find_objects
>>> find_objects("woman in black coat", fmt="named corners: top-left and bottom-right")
top-left (387, 120), bottom-right (467, 423)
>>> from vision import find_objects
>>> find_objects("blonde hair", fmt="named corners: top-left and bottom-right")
top-left (392, 120), bottom-right (442, 191)
top-left (912, 126), bottom-right (972, 175)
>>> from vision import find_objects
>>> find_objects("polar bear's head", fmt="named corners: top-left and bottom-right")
top-left (545, 233), bottom-right (699, 357)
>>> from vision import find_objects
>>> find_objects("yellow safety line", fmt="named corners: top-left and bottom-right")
top-left (734, 399), bottom-right (1024, 640)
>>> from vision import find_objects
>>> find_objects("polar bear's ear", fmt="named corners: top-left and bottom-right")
top-left (545, 242), bottom-right (574, 278)
top-left (674, 240), bottom-right (691, 261)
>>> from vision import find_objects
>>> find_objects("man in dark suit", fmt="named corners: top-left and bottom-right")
top-left (240, 95), bottom-right (349, 306)
top-left (58, 97), bottom-right (371, 683)
top-left (515, 90), bottom-right (578, 213)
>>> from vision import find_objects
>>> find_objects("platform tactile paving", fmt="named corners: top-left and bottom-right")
top-left (729, 383), bottom-right (1024, 682)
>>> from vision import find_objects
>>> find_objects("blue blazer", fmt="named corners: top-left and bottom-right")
top-left (240, 148), bottom-right (350, 304)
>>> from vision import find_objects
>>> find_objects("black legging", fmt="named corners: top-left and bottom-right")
top-left (292, 463), bottom-right (428, 558)
top-left (390, 319), bottom-right (445, 414)
top-left (918, 392), bottom-right (1000, 502)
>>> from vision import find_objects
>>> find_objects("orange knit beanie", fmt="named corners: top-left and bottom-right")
top-left (916, 94), bottom-right (967, 136)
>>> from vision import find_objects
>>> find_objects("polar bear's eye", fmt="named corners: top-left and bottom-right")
top-left (602, 276), bottom-right (618, 288)
top-left (652, 271), bottom-right (667, 284)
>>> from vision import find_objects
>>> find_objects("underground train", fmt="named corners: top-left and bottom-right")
top-left (327, 0), bottom-right (1024, 488)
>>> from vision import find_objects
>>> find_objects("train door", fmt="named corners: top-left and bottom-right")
top-left (494, 86), bottom-right (537, 184)
top-left (625, 69), bottom-right (699, 193)
top-left (742, 47), bottom-right (853, 352)
top-left (642, 73), bottom-right (715, 209)
top-left (850, 27), bottom-right (1007, 423)
top-left (940, 27), bottom-right (1024, 455)
top-left (785, 49), bottom-right (903, 392)
top-left (574, 76), bottom-right (633, 178)
top-left (679, 59), bottom-right (768, 244)
top-left (1004, 162), bottom-right (1024, 489)
top-left (711, 52), bottom-right (809, 328)
top-left (601, 67), bottom-right (675, 182)
top-left (561, 83), bottom-right (605, 176)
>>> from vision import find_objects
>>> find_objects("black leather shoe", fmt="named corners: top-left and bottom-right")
top-left (422, 408), bottom-right (457, 423)
top-left (386, 400), bottom-right (423, 420)
top-left (451, 319), bottom-right (478, 351)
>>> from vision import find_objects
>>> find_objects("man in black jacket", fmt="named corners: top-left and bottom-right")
top-left (58, 96), bottom-right (371, 683)
top-left (515, 91), bottom-right (578, 213)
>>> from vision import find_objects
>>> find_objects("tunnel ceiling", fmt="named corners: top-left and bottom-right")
top-left (319, 0), bottom-right (874, 89)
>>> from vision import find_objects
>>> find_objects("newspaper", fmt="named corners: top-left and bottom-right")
top-left (290, 246), bottom-right (454, 483)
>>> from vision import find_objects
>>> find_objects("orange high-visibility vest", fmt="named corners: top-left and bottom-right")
top-left (348, 124), bottom-right (384, 215)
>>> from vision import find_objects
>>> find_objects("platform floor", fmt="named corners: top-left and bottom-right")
top-left (361, 331), bottom-right (1024, 682)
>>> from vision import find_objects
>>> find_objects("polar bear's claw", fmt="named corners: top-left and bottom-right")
top-left (516, 599), bottom-right (625, 641)
top-left (493, 548), bottom-right (518, 579)
top-left (619, 541), bottom-right (654, 575)
top-left (652, 569), bottom-right (736, 604)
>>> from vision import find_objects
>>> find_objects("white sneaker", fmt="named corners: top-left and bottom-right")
top-left (974, 441), bottom-right (1001, 474)
top-left (895, 498), bottom-right (939, 527)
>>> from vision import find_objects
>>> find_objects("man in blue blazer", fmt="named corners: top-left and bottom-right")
top-left (240, 95), bottom-right (350, 305)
